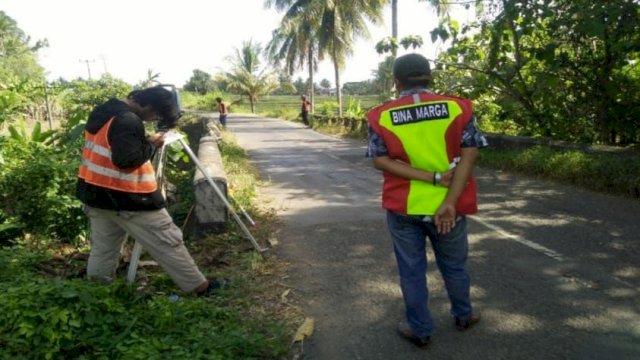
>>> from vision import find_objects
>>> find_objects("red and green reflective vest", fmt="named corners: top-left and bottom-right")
top-left (78, 117), bottom-right (158, 193)
top-left (366, 92), bottom-right (477, 215)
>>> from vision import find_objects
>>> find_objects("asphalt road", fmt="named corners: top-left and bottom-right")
top-left (225, 114), bottom-right (640, 360)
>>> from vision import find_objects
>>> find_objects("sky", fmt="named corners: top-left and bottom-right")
top-left (1, 0), bottom-right (473, 88)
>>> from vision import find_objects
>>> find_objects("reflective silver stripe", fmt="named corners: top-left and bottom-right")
top-left (84, 140), bottom-right (111, 158)
top-left (81, 159), bottom-right (156, 182)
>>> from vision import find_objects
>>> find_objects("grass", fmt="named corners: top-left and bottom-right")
top-left (479, 146), bottom-right (640, 199)
top-left (218, 94), bottom-right (379, 117)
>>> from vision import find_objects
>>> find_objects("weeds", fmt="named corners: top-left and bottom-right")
top-left (480, 146), bottom-right (640, 199)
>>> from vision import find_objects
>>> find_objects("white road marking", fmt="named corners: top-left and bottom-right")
top-left (472, 215), bottom-right (638, 291)
top-left (472, 215), bottom-right (567, 262)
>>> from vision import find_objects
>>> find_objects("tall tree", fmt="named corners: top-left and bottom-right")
top-left (372, 55), bottom-right (395, 97)
top-left (268, 0), bottom-right (385, 116)
top-left (265, 0), bottom-right (320, 112)
top-left (0, 11), bottom-right (47, 126)
top-left (434, 0), bottom-right (640, 144)
top-left (316, 0), bottom-right (386, 116)
top-left (183, 69), bottom-right (216, 94)
top-left (137, 69), bottom-right (160, 89)
top-left (225, 40), bottom-right (278, 113)
top-left (0, 11), bottom-right (47, 81)
top-left (391, 0), bottom-right (398, 56)
top-left (418, 0), bottom-right (451, 17)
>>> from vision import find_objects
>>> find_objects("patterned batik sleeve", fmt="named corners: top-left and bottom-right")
top-left (461, 114), bottom-right (489, 148)
top-left (366, 125), bottom-right (389, 158)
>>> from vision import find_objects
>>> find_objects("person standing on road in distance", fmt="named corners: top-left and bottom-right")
top-left (366, 53), bottom-right (488, 349)
top-left (300, 94), bottom-right (311, 126)
top-left (77, 86), bottom-right (222, 296)
top-left (216, 97), bottom-right (228, 127)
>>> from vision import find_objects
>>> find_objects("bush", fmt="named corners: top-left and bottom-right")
top-left (0, 139), bottom-right (85, 244)
top-left (180, 91), bottom-right (228, 112)
top-left (480, 146), bottom-right (640, 199)
top-left (0, 275), bottom-right (287, 359)
top-left (318, 101), bottom-right (338, 116)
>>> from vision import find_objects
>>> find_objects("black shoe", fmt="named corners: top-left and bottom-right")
top-left (397, 322), bottom-right (431, 349)
top-left (455, 313), bottom-right (481, 331)
top-left (198, 278), bottom-right (229, 297)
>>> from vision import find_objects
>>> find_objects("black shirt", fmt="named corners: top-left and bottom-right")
top-left (76, 99), bottom-right (165, 211)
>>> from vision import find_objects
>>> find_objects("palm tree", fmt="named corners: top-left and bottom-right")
top-left (139, 69), bottom-right (160, 88)
top-left (418, 0), bottom-right (451, 17)
top-left (391, 0), bottom-right (398, 56)
top-left (372, 55), bottom-right (395, 96)
top-left (317, 0), bottom-right (386, 116)
top-left (388, 0), bottom-right (450, 53)
top-left (265, 0), bottom-right (320, 112)
top-left (226, 40), bottom-right (278, 113)
top-left (268, 0), bottom-right (386, 117)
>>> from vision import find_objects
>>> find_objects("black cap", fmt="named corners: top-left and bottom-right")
top-left (393, 53), bottom-right (431, 82)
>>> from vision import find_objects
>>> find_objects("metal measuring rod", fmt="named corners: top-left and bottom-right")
top-left (126, 130), bottom-right (268, 283)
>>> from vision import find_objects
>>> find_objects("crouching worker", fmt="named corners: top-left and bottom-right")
top-left (76, 86), bottom-right (221, 296)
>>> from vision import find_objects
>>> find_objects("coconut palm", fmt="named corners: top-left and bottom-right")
top-left (317, 0), bottom-right (386, 116)
top-left (372, 55), bottom-right (395, 96)
top-left (225, 40), bottom-right (278, 113)
top-left (388, 0), bottom-right (450, 51)
top-left (391, 0), bottom-right (398, 56)
top-left (267, 0), bottom-right (385, 117)
top-left (419, 0), bottom-right (451, 17)
top-left (265, 0), bottom-right (320, 111)
top-left (138, 69), bottom-right (160, 88)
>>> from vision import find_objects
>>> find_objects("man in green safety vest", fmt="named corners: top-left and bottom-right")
top-left (366, 53), bottom-right (488, 349)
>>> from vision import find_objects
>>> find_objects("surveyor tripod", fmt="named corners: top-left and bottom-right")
top-left (126, 130), bottom-right (268, 283)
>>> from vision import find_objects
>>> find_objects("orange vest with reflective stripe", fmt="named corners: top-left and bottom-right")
top-left (367, 92), bottom-right (477, 215)
top-left (78, 117), bottom-right (158, 193)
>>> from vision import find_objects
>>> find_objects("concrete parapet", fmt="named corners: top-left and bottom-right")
top-left (193, 135), bottom-right (228, 232)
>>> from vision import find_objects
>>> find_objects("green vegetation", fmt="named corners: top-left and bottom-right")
top-left (0, 18), bottom-right (297, 356)
top-left (2, 1), bottom-right (640, 357)
top-left (224, 40), bottom-right (279, 113)
top-left (0, 272), bottom-right (286, 360)
top-left (0, 137), bottom-right (83, 244)
top-left (432, 0), bottom-right (640, 145)
top-left (480, 146), bottom-right (640, 199)
top-left (265, 0), bottom-right (387, 116)
top-left (0, 118), bottom-right (296, 359)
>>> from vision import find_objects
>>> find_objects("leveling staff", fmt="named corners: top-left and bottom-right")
top-left (76, 86), bottom-right (220, 296)
top-left (366, 53), bottom-right (488, 348)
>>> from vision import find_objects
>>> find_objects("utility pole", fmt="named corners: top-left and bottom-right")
top-left (43, 83), bottom-right (53, 130)
top-left (79, 59), bottom-right (95, 80)
top-left (99, 54), bottom-right (109, 75)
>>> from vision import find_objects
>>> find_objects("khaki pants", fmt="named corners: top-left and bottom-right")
top-left (84, 206), bottom-right (206, 293)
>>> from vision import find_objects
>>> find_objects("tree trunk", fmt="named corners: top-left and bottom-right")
top-left (308, 45), bottom-right (315, 114)
top-left (598, 10), bottom-right (615, 145)
top-left (333, 52), bottom-right (342, 117)
top-left (392, 0), bottom-right (398, 57)
top-left (250, 97), bottom-right (256, 113)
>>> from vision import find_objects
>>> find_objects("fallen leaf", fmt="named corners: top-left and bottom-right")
top-left (281, 289), bottom-right (290, 302)
top-left (292, 317), bottom-right (314, 344)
